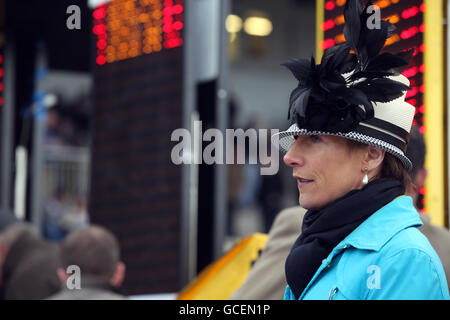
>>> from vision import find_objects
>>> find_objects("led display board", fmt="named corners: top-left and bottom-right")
top-left (90, 0), bottom-right (184, 295)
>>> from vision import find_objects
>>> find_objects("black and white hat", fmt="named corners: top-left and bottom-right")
top-left (272, 0), bottom-right (416, 171)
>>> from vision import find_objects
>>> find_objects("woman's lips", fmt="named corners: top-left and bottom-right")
top-left (295, 177), bottom-right (314, 188)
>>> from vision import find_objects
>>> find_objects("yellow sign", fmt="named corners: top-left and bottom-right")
top-left (178, 233), bottom-right (268, 300)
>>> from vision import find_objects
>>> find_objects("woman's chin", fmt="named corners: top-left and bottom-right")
top-left (299, 196), bottom-right (313, 210)
top-left (299, 195), bottom-right (325, 211)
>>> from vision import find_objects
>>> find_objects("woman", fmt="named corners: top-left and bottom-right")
top-left (274, 0), bottom-right (449, 300)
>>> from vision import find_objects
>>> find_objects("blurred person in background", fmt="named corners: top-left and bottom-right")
top-left (231, 125), bottom-right (450, 299)
top-left (48, 225), bottom-right (126, 300)
top-left (230, 205), bottom-right (305, 300)
top-left (230, 118), bottom-right (264, 235)
top-left (44, 189), bottom-right (89, 241)
top-left (235, 117), bottom-right (263, 212)
top-left (227, 144), bottom-right (244, 235)
top-left (0, 210), bottom-right (60, 300)
top-left (44, 187), bottom-right (67, 241)
top-left (257, 132), bottom-right (283, 233)
top-left (45, 108), bottom-right (65, 146)
top-left (57, 195), bottom-right (89, 235)
top-left (406, 126), bottom-right (450, 289)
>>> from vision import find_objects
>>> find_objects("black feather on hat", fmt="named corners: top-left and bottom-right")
top-left (282, 0), bottom-right (414, 134)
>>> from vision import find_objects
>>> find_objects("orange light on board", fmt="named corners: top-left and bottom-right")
top-left (94, 0), bottom-right (183, 65)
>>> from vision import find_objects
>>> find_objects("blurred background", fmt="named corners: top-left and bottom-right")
top-left (0, 0), bottom-right (446, 298)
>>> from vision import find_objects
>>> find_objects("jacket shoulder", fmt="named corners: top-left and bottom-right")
top-left (366, 243), bottom-right (450, 299)
top-left (380, 225), bottom-right (441, 259)
top-left (337, 227), bottom-right (449, 299)
top-left (369, 227), bottom-right (448, 299)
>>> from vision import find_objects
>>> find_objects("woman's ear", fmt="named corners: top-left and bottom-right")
top-left (363, 146), bottom-right (385, 171)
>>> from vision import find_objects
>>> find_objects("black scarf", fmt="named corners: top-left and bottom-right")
top-left (285, 178), bottom-right (405, 299)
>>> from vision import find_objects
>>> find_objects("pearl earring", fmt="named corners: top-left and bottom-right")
top-left (362, 167), bottom-right (369, 185)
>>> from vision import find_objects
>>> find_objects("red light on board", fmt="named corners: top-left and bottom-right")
top-left (93, 24), bottom-right (107, 36)
top-left (96, 55), bottom-right (106, 65)
top-left (164, 38), bottom-right (183, 49)
top-left (163, 1), bottom-right (184, 49)
top-left (406, 87), bottom-right (418, 99)
top-left (172, 4), bottom-right (183, 14)
top-left (419, 125), bottom-right (425, 134)
top-left (321, 38), bottom-right (335, 50)
top-left (406, 99), bottom-right (417, 106)
top-left (419, 64), bottom-right (425, 73)
top-left (173, 21), bottom-right (183, 31)
top-left (401, 6), bottom-right (419, 19)
top-left (93, 7), bottom-right (106, 20)
top-left (325, 1), bottom-right (335, 11)
top-left (400, 27), bottom-right (419, 40)
top-left (403, 66), bottom-right (418, 78)
top-left (97, 39), bottom-right (107, 50)
top-left (163, 24), bottom-right (173, 33)
top-left (322, 19), bottom-right (335, 31)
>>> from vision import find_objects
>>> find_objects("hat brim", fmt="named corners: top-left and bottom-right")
top-left (272, 124), bottom-right (413, 172)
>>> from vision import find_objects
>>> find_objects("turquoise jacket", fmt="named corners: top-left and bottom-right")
top-left (284, 196), bottom-right (450, 300)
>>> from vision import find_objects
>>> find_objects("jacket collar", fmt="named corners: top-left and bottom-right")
top-left (338, 195), bottom-right (422, 251)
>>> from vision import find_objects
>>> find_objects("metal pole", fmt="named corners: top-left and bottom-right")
top-left (180, 0), bottom-right (197, 287)
top-left (1, 40), bottom-right (15, 211)
top-left (213, 0), bottom-right (230, 259)
top-left (29, 43), bottom-right (47, 233)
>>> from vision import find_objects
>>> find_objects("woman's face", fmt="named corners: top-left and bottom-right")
top-left (283, 135), bottom-right (368, 210)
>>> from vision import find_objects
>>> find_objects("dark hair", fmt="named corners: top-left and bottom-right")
top-left (346, 139), bottom-right (414, 194)
top-left (379, 152), bottom-right (414, 194)
top-left (59, 225), bottom-right (120, 278)
top-left (405, 126), bottom-right (426, 180)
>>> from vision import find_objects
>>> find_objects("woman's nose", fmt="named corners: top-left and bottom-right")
top-left (283, 141), bottom-right (304, 167)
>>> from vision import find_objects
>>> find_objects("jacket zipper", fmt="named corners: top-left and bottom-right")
top-left (328, 287), bottom-right (338, 300)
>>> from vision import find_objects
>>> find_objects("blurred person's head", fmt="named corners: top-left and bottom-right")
top-left (405, 126), bottom-right (427, 209)
top-left (0, 222), bottom-right (36, 284)
top-left (0, 209), bottom-right (19, 232)
top-left (46, 108), bottom-right (60, 129)
top-left (57, 225), bottom-right (125, 288)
